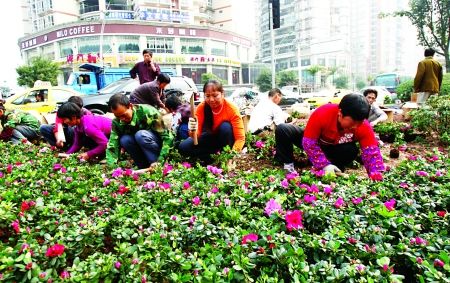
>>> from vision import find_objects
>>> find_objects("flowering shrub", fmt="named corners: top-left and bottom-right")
top-left (0, 142), bottom-right (449, 282)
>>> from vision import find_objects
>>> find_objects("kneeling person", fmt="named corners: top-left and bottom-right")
top-left (106, 93), bottom-right (173, 169)
top-left (0, 103), bottom-right (40, 144)
top-left (57, 102), bottom-right (112, 160)
top-left (275, 94), bottom-right (385, 179)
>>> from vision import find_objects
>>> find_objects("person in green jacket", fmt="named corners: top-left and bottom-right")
top-left (106, 93), bottom-right (173, 169)
top-left (0, 103), bottom-right (40, 144)
top-left (414, 48), bottom-right (443, 105)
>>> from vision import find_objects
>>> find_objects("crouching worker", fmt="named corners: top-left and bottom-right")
top-left (106, 93), bottom-right (173, 169)
top-left (275, 94), bottom-right (385, 180)
top-left (178, 80), bottom-right (245, 162)
top-left (57, 102), bottom-right (112, 160)
top-left (0, 103), bottom-right (40, 144)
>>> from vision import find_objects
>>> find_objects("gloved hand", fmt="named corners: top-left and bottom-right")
top-left (188, 117), bottom-right (198, 132)
top-left (323, 164), bottom-right (342, 176)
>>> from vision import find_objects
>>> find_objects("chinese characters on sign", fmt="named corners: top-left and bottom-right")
top-left (139, 8), bottom-right (190, 23)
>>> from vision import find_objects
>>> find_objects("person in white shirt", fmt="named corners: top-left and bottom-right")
top-left (248, 88), bottom-right (288, 134)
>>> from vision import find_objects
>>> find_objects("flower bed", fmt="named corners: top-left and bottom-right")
top-left (0, 143), bottom-right (449, 282)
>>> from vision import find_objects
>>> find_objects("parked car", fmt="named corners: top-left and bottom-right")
top-left (82, 76), bottom-right (200, 114)
top-left (304, 89), bottom-right (351, 109)
top-left (3, 81), bottom-right (83, 114)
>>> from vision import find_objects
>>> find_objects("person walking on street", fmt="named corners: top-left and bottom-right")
top-left (106, 93), bottom-right (173, 169)
top-left (414, 48), bottom-right (443, 105)
top-left (129, 74), bottom-right (171, 110)
top-left (130, 49), bottom-right (161, 84)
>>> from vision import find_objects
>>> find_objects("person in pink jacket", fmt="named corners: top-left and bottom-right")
top-left (57, 102), bottom-right (112, 160)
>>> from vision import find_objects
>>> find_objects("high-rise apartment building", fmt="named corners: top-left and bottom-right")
top-left (256, 0), bottom-right (422, 89)
top-left (19, 0), bottom-right (256, 85)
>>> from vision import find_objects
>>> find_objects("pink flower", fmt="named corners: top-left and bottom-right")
top-left (304, 194), bottom-right (317, 204)
top-left (384, 199), bottom-right (396, 211)
top-left (416, 257), bottom-right (423, 264)
top-left (434, 259), bottom-right (444, 268)
top-left (352, 197), bottom-right (362, 205)
top-left (141, 276), bottom-right (147, 283)
top-left (369, 172), bottom-right (383, 181)
top-left (103, 178), bottom-right (111, 186)
top-left (437, 211), bottom-right (447, 217)
top-left (117, 185), bottom-right (129, 195)
top-left (408, 155), bottom-right (417, 161)
top-left (410, 237), bottom-right (427, 246)
top-left (170, 215), bottom-right (177, 221)
top-left (39, 272), bottom-right (47, 279)
top-left (416, 170), bottom-right (429, 177)
top-left (224, 198), bottom-right (231, 206)
top-left (111, 167), bottom-right (123, 178)
top-left (0, 172), bottom-right (3, 178)
top-left (311, 168), bottom-right (325, 177)
top-left (334, 197), bottom-right (344, 208)
top-left (114, 261), bottom-right (121, 269)
top-left (207, 165), bottom-right (222, 175)
top-left (356, 264), bottom-right (365, 272)
top-left (132, 258), bottom-right (139, 265)
top-left (241, 233), bottom-right (258, 244)
top-left (11, 220), bottom-right (20, 233)
top-left (435, 170), bottom-right (444, 177)
top-left (255, 140), bottom-right (265, 148)
top-left (210, 187), bottom-right (219, 193)
top-left (143, 181), bottom-right (156, 189)
top-left (307, 184), bottom-right (319, 193)
top-left (183, 181), bottom-right (191, 189)
top-left (264, 199), bottom-right (282, 216)
top-left (286, 171), bottom-right (299, 180)
top-left (348, 237), bottom-right (357, 244)
top-left (192, 196), bottom-right (201, 206)
top-left (399, 182), bottom-right (409, 189)
top-left (223, 267), bottom-right (230, 275)
top-left (21, 201), bottom-right (35, 212)
top-left (323, 185), bottom-right (333, 195)
top-left (163, 164), bottom-right (173, 175)
top-left (280, 178), bottom-right (289, 188)
top-left (60, 270), bottom-right (70, 279)
top-left (65, 177), bottom-right (73, 183)
top-left (45, 244), bottom-right (65, 257)
top-left (189, 215), bottom-right (197, 224)
top-left (124, 169), bottom-right (133, 176)
top-left (285, 210), bottom-right (303, 231)
top-left (42, 190), bottom-right (49, 196)
top-left (182, 162), bottom-right (191, 169)
top-left (53, 163), bottom-right (62, 171)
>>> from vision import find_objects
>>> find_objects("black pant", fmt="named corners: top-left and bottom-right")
top-left (275, 123), bottom-right (358, 170)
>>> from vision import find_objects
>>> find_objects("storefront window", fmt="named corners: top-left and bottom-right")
top-left (181, 65), bottom-right (207, 84)
top-left (147, 37), bottom-right (174, 54)
top-left (41, 43), bottom-right (54, 60)
top-left (232, 67), bottom-right (240, 84)
top-left (212, 67), bottom-right (228, 82)
top-left (180, 38), bottom-right (205, 54)
top-left (118, 36), bottom-right (140, 53)
top-left (210, 40), bottom-right (226, 56)
top-left (77, 36), bottom-right (112, 54)
top-left (59, 39), bottom-right (73, 57)
top-left (229, 44), bottom-right (239, 59)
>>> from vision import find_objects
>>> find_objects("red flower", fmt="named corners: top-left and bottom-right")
top-left (369, 172), bottom-right (383, 181)
top-left (45, 244), bottom-right (65, 257)
top-left (241, 233), bottom-right (258, 245)
top-left (437, 211), bottom-right (447, 217)
top-left (285, 210), bottom-right (303, 231)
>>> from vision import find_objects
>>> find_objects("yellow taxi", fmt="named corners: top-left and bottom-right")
top-left (3, 81), bottom-right (83, 114)
top-left (304, 89), bottom-right (352, 109)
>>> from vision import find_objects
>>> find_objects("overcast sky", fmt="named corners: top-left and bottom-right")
top-left (0, 1), bottom-right (24, 90)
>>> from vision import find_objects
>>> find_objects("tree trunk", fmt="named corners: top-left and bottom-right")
top-left (445, 50), bottom-right (450, 73)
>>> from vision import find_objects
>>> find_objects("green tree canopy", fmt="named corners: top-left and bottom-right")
top-left (16, 57), bottom-right (60, 87)
top-left (201, 73), bottom-right (226, 85)
top-left (394, 0), bottom-right (450, 72)
top-left (334, 75), bottom-right (349, 89)
top-left (256, 69), bottom-right (272, 92)
top-left (276, 70), bottom-right (298, 88)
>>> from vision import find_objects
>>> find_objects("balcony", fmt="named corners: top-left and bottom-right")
top-left (80, 4), bottom-right (133, 14)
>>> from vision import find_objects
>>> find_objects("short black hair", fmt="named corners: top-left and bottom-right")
top-left (157, 73), bottom-right (171, 84)
top-left (57, 102), bottom-right (82, 119)
top-left (268, 88), bottom-right (282, 98)
top-left (424, 48), bottom-right (435, 57)
top-left (363, 88), bottom-right (378, 98)
top-left (68, 96), bottom-right (84, 108)
top-left (339, 94), bottom-right (370, 121)
top-left (165, 94), bottom-right (182, 111)
top-left (143, 49), bottom-right (153, 56)
top-left (108, 93), bottom-right (131, 110)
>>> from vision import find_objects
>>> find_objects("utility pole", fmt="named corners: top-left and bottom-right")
top-left (269, 1), bottom-right (275, 88)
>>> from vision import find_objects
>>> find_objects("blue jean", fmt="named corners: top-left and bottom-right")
top-left (120, 130), bottom-right (162, 169)
top-left (178, 122), bottom-right (234, 162)
top-left (40, 124), bottom-right (74, 147)
top-left (11, 125), bottom-right (39, 144)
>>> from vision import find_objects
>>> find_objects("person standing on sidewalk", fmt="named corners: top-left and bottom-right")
top-left (130, 49), bottom-right (161, 85)
top-left (414, 48), bottom-right (443, 104)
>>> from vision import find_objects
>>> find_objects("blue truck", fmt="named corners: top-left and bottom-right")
top-left (66, 63), bottom-right (178, 95)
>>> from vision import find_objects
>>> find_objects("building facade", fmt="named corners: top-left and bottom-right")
top-left (19, 0), bottom-right (255, 85)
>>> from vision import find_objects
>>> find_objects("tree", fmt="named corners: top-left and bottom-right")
top-left (334, 75), bottom-right (349, 89)
top-left (276, 70), bottom-right (297, 88)
top-left (16, 57), bottom-right (60, 87)
top-left (256, 69), bottom-right (272, 92)
top-left (201, 73), bottom-right (226, 85)
top-left (394, 0), bottom-right (450, 72)
top-left (306, 65), bottom-right (323, 90)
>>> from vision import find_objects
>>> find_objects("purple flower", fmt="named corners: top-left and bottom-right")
top-left (416, 171), bottom-right (429, 177)
top-left (352, 197), bottom-right (362, 205)
top-left (103, 178), bottom-right (111, 187)
top-left (210, 187), bottom-right (219, 193)
top-left (170, 215), bottom-right (177, 221)
top-left (265, 199), bottom-right (282, 216)
top-left (159, 183), bottom-right (171, 190)
top-left (192, 196), bottom-right (201, 206)
top-left (280, 178), bottom-right (289, 188)
top-left (255, 140), bottom-right (265, 148)
top-left (435, 170), bottom-right (444, 177)
top-left (183, 181), bottom-right (191, 189)
top-left (112, 167), bottom-right (123, 178)
top-left (334, 197), bottom-right (344, 208)
top-left (408, 155), bottom-right (418, 161)
top-left (53, 163), bottom-right (62, 171)
top-left (307, 184), bottom-right (319, 193)
top-left (286, 171), bottom-right (299, 180)
top-left (356, 264), bottom-right (365, 272)
top-left (60, 270), bottom-right (70, 279)
top-left (304, 194), bottom-right (317, 204)
top-left (114, 261), bottom-right (121, 269)
top-left (0, 172), bottom-right (4, 178)
top-left (224, 198), bottom-right (231, 206)
top-left (143, 181), bottom-right (156, 189)
top-left (207, 165), bottom-right (223, 175)
top-left (189, 215), bottom-right (197, 224)
top-left (323, 185), bottom-right (333, 195)
top-left (384, 198), bottom-right (396, 211)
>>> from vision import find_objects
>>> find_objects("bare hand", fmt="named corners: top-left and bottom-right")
top-left (55, 140), bottom-right (64, 148)
top-left (78, 153), bottom-right (89, 161)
